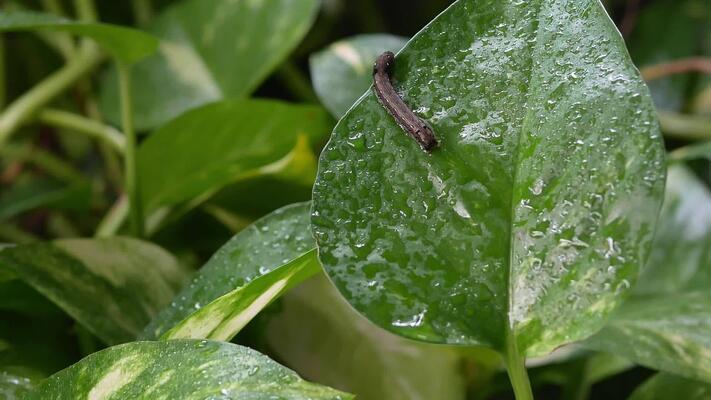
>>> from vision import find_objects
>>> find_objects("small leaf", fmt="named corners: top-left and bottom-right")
top-left (0, 238), bottom-right (190, 344)
top-left (584, 292), bottom-right (711, 383)
top-left (267, 274), bottom-right (469, 400)
top-left (628, 373), bottom-right (711, 400)
top-left (99, 0), bottom-right (319, 130)
top-left (143, 202), bottom-right (314, 339)
top-left (0, 10), bottom-right (158, 64)
top-left (162, 250), bottom-right (319, 341)
top-left (311, 0), bottom-right (665, 356)
top-left (137, 100), bottom-right (331, 215)
top-left (311, 34), bottom-right (408, 118)
top-left (27, 340), bottom-right (352, 400)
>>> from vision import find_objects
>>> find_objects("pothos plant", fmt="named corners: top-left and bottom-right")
top-left (0, 0), bottom-right (710, 399)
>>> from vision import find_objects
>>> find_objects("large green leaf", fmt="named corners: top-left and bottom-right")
top-left (584, 292), bottom-right (711, 383)
top-left (99, 0), bottom-right (319, 130)
top-left (311, 0), bottom-right (665, 356)
top-left (143, 202), bottom-right (314, 339)
top-left (0, 11), bottom-right (157, 64)
top-left (628, 373), bottom-right (711, 400)
top-left (162, 250), bottom-right (319, 341)
top-left (27, 340), bottom-right (352, 400)
top-left (137, 100), bottom-right (330, 215)
top-left (0, 238), bottom-right (190, 344)
top-left (635, 165), bottom-right (711, 295)
top-left (310, 34), bottom-right (408, 118)
top-left (267, 274), bottom-right (469, 400)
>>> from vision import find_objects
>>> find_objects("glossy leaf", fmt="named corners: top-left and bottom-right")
top-left (143, 202), bottom-right (314, 339)
top-left (163, 250), bottom-right (319, 341)
top-left (99, 0), bottom-right (319, 130)
top-left (0, 11), bottom-right (158, 64)
top-left (584, 292), bottom-right (711, 383)
top-left (635, 165), bottom-right (711, 295)
top-left (311, 0), bottom-right (665, 355)
top-left (0, 370), bottom-right (34, 400)
top-left (267, 274), bottom-right (468, 400)
top-left (27, 340), bottom-right (352, 400)
top-left (137, 100), bottom-right (330, 214)
top-left (628, 373), bottom-right (711, 400)
top-left (0, 238), bottom-right (190, 344)
top-left (311, 34), bottom-right (408, 118)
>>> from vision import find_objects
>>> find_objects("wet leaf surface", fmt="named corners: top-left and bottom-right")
top-left (312, 0), bottom-right (665, 355)
top-left (143, 202), bottom-right (314, 339)
top-left (28, 340), bottom-right (351, 400)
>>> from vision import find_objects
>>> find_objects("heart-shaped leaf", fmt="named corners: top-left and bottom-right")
top-left (26, 340), bottom-right (352, 400)
top-left (0, 11), bottom-right (158, 64)
top-left (99, 0), bottom-right (319, 130)
top-left (311, 0), bottom-right (665, 357)
top-left (629, 373), bottom-right (711, 400)
top-left (137, 100), bottom-right (330, 217)
top-left (162, 250), bottom-right (319, 341)
top-left (311, 34), bottom-right (408, 118)
top-left (0, 238), bottom-right (190, 344)
top-left (143, 202), bottom-right (315, 339)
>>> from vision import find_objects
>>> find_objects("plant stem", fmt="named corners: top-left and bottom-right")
top-left (37, 108), bottom-right (125, 153)
top-left (277, 61), bottom-right (318, 102)
top-left (131, 0), bottom-right (153, 27)
top-left (0, 143), bottom-right (85, 183)
top-left (641, 58), bottom-right (711, 81)
top-left (73, 0), bottom-right (98, 22)
top-left (0, 35), bottom-right (4, 109)
top-left (658, 110), bottom-right (711, 141)
top-left (505, 332), bottom-right (534, 400)
top-left (117, 62), bottom-right (143, 237)
top-left (0, 48), bottom-right (103, 146)
top-left (40, 0), bottom-right (78, 59)
top-left (95, 194), bottom-right (128, 237)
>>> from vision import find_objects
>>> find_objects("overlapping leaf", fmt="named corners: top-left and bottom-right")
top-left (26, 340), bottom-right (351, 400)
top-left (143, 202), bottom-right (315, 339)
top-left (267, 274), bottom-right (470, 400)
top-left (629, 373), bottom-right (711, 400)
top-left (137, 100), bottom-right (330, 216)
top-left (162, 250), bottom-right (319, 341)
top-left (310, 34), bottom-right (408, 118)
top-left (99, 0), bottom-right (319, 130)
top-left (311, 0), bottom-right (665, 356)
top-left (583, 165), bottom-right (711, 383)
top-left (0, 10), bottom-right (157, 63)
top-left (0, 238), bottom-right (190, 344)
